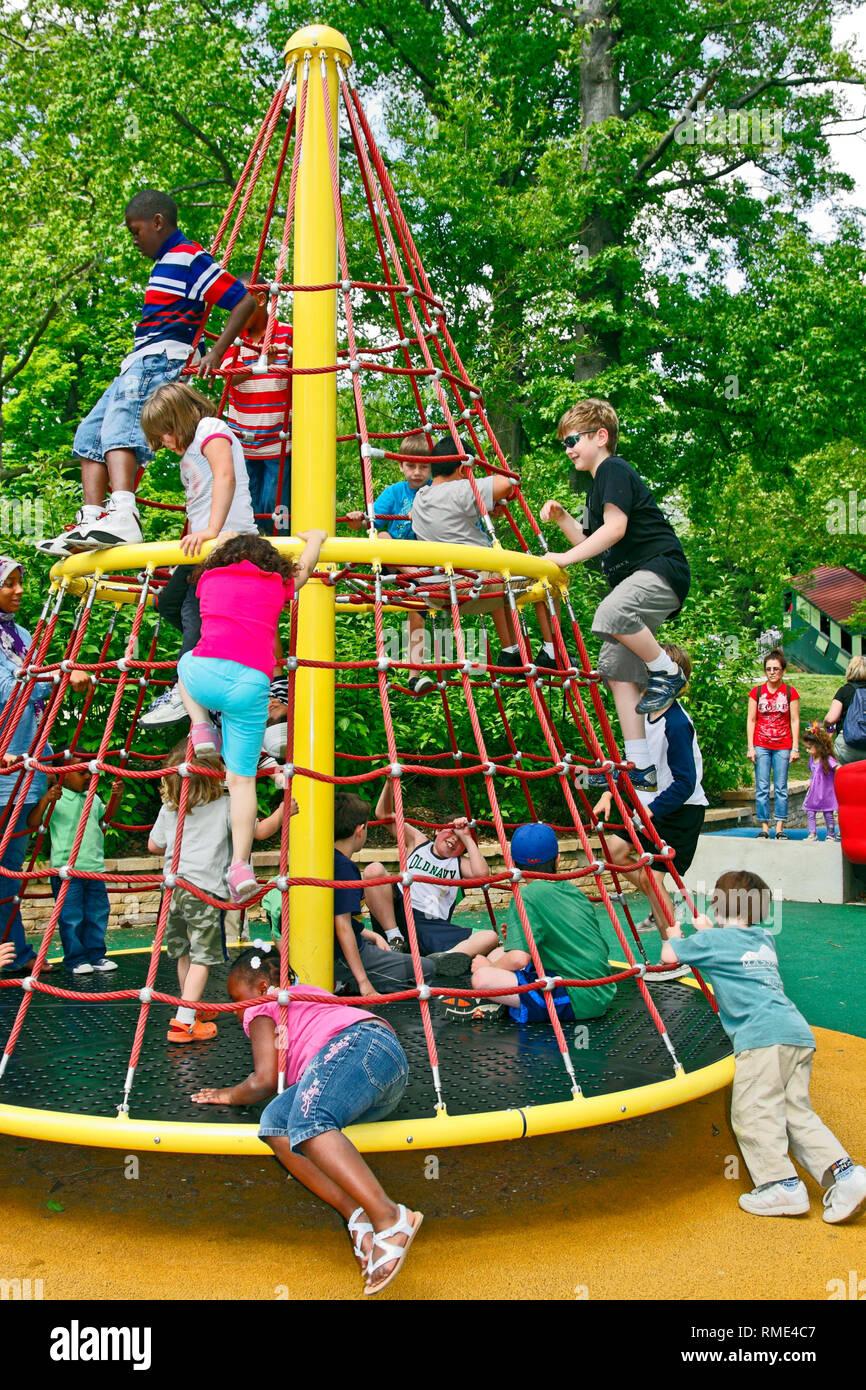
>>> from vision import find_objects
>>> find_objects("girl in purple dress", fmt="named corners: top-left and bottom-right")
top-left (803, 726), bottom-right (838, 842)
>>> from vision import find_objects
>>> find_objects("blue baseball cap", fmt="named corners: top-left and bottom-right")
top-left (510, 822), bottom-right (559, 866)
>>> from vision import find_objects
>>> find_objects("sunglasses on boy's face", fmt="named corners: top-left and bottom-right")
top-left (561, 431), bottom-right (597, 449)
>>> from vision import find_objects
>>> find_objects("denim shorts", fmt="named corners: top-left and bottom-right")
top-left (258, 1021), bottom-right (408, 1150)
top-left (73, 353), bottom-right (184, 465)
top-left (177, 652), bottom-right (269, 776)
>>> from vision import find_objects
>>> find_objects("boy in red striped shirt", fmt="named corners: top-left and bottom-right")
top-left (220, 275), bottom-right (293, 535)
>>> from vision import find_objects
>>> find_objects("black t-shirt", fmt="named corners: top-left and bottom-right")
top-left (333, 848), bottom-right (364, 962)
top-left (583, 455), bottom-right (690, 610)
top-left (834, 679), bottom-right (866, 720)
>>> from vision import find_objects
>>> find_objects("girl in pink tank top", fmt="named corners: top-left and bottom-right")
top-left (176, 530), bottom-right (325, 901)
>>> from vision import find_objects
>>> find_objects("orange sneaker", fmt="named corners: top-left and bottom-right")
top-left (167, 1017), bottom-right (217, 1043)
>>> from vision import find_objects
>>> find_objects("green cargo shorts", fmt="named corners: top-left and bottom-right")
top-left (163, 885), bottom-right (225, 966)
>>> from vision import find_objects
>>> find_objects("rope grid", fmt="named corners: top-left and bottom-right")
top-left (0, 51), bottom-right (716, 1123)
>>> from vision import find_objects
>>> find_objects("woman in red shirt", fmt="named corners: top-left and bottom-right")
top-left (747, 648), bottom-right (800, 839)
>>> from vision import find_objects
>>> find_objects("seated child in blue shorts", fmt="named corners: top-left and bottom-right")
top-left (191, 946), bottom-right (423, 1295)
top-left (465, 822), bottom-right (616, 1022)
top-left (662, 870), bottom-right (866, 1224)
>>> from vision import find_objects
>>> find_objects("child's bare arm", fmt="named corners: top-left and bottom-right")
top-left (540, 499), bottom-right (585, 546)
top-left (375, 777), bottom-right (425, 850)
top-left (191, 1014), bottom-right (278, 1104)
top-left (294, 529), bottom-right (328, 590)
top-left (548, 503), bottom-right (628, 568)
top-left (26, 785), bottom-right (61, 830)
top-left (254, 799), bottom-right (296, 841)
top-left (660, 940), bottom-right (680, 964)
top-left (335, 913), bottom-right (376, 996)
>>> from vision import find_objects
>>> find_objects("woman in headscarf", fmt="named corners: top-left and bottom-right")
top-left (0, 556), bottom-right (53, 974)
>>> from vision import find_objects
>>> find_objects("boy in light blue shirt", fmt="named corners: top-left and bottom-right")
top-left (347, 432), bottom-right (434, 695)
top-left (663, 870), bottom-right (866, 1224)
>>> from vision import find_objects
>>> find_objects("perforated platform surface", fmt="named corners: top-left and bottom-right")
top-left (0, 955), bottom-right (730, 1123)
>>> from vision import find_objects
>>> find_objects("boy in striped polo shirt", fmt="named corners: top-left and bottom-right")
top-left (40, 189), bottom-right (255, 556)
top-left (221, 274), bottom-right (293, 535)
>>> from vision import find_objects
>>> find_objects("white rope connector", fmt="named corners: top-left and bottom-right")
top-left (541, 976), bottom-right (557, 992)
top-left (252, 354), bottom-right (268, 376)
top-left (177, 762), bottom-right (189, 779)
top-left (279, 429), bottom-right (290, 441)
top-left (400, 871), bottom-right (415, 889)
top-left (400, 337), bottom-right (410, 348)
top-left (23, 755), bottom-right (35, 770)
top-left (341, 278), bottom-right (351, 291)
top-left (275, 875), bottom-right (289, 892)
top-left (118, 749), bottom-right (128, 761)
top-left (591, 859), bottom-right (604, 873)
top-left (418, 984), bottom-right (431, 1000)
top-left (349, 358), bottom-right (360, 374)
top-left (163, 871), bottom-right (177, 888)
top-left (21, 976), bottom-right (34, 992)
top-left (88, 759), bottom-right (99, 774)
top-left (285, 656), bottom-right (298, 671)
top-left (139, 987), bottom-right (153, 1003)
top-left (116, 658), bottom-right (130, 671)
top-left (510, 867), bottom-right (522, 882)
top-left (635, 963), bottom-right (647, 978)
top-left (389, 762), bottom-right (403, 778)
top-left (461, 409), bottom-right (472, 420)
top-left (404, 284), bottom-right (415, 297)
top-left (57, 865), bottom-right (69, 880)
top-left (483, 761), bottom-right (496, 775)
top-left (282, 764), bottom-right (294, 781)
top-left (269, 282), bottom-right (281, 296)
top-left (138, 676), bottom-right (148, 688)
top-left (277, 990), bottom-right (291, 1005)
top-left (638, 852), bottom-right (654, 866)
top-left (453, 750), bottom-right (463, 761)
top-left (60, 659), bottom-right (72, 672)
top-left (376, 656), bottom-right (390, 672)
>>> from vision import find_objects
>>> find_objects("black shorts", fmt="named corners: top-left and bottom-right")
top-left (615, 803), bottom-right (705, 877)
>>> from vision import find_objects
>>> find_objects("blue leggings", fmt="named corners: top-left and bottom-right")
top-left (178, 653), bottom-right (269, 776)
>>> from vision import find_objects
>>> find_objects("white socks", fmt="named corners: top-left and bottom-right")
top-left (542, 641), bottom-right (555, 657)
top-left (385, 929), bottom-right (402, 943)
top-left (647, 651), bottom-right (678, 676)
top-left (110, 490), bottom-right (137, 512)
top-left (175, 1005), bottom-right (196, 1026)
top-left (502, 644), bottom-right (519, 655)
top-left (625, 739), bottom-right (651, 767)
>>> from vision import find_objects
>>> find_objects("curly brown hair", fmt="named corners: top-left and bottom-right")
top-left (160, 738), bottom-right (225, 811)
top-left (194, 533), bottom-right (297, 585)
top-left (803, 723), bottom-right (835, 776)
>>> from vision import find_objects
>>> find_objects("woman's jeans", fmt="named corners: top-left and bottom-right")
top-left (755, 748), bottom-right (791, 824)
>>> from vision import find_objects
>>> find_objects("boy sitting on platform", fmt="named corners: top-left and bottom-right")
top-left (465, 822), bottom-right (615, 1023)
top-left (661, 870), bottom-right (866, 1224)
top-left (347, 432), bottom-right (434, 695)
top-left (366, 777), bottom-right (499, 964)
top-left (410, 435), bottom-right (565, 671)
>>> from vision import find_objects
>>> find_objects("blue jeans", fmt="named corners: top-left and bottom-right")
top-left (50, 876), bottom-right (110, 969)
top-left (258, 1021), bottom-right (408, 1150)
top-left (755, 748), bottom-right (791, 824)
top-left (247, 454), bottom-right (291, 535)
top-left (73, 352), bottom-right (184, 465)
top-left (177, 652), bottom-right (269, 776)
top-left (0, 804), bottom-right (36, 970)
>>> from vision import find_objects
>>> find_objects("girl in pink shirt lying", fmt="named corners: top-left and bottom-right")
top-left (191, 947), bottom-right (423, 1296)
top-left (176, 530), bottom-right (325, 901)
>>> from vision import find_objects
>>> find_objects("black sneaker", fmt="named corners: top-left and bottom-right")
top-left (586, 764), bottom-right (657, 790)
top-left (407, 673), bottom-right (436, 695)
top-left (493, 649), bottom-right (524, 670)
top-left (635, 667), bottom-right (687, 714)
top-left (428, 950), bottom-right (472, 978)
top-left (387, 935), bottom-right (409, 953)
top-left (439, 994), bottom-right (504, 1021)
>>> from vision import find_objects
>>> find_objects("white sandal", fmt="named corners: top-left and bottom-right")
top-left (364, 1205), bottom-right (423, 1296)
top-left (348, 1206), bottom-right (374, 1278)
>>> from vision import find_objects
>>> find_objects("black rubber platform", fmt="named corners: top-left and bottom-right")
top-left (0, 955), bottom-right (731, 1124)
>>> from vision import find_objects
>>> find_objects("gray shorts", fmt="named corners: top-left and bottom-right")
top-left (592, 570), bottom-right (679, 686)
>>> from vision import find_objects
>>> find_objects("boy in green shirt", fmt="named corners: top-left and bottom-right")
top-left (464, 822), bottom-right (615, 1022)
top-left (27, 757), bottom-right (116, 975)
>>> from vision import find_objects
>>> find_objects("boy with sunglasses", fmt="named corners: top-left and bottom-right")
top-left (542, 399), bottom-right (690, 790)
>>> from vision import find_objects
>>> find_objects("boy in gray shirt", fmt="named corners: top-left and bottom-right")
top-left (410, 436), bottom-right (565, 670)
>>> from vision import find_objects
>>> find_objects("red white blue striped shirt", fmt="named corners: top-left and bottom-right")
top-left (122, 229), bottom-right (248, 371)
top-left (221, 322), bottom-right (293, 459)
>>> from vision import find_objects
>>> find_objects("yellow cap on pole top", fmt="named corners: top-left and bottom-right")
top-left (284, 24), bottom-right (353, 65)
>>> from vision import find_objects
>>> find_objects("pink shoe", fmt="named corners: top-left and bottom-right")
top-left (227, 861), bottom-right (258, 902)
top-left (190, 721), bottom-right (221, 757)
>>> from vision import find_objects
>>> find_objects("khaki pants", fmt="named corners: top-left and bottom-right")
top-left (731, 1044), bottom-right (847, 1188)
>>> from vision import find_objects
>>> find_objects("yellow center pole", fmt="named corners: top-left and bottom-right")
top-left (284, 25), bottom-right (352, 988)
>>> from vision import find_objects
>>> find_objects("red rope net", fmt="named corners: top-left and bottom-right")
top-left (0, 52), bottom-right (715, 1122)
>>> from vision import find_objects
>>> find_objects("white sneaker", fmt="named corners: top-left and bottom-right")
top-left (139, 684), bottom-right (188, 728)
top-left (36, 508), bottom-right (107, 558)
top-left (738, 1180), bottom-right (810, 1217)
top-left (91, 957), bottom-right (118, 972)
top-left (646, 963), bottom-right (690, 982)
top-left (806, 833), bottom-right (818, 843)
top-left (75, 498), bottom-right (143, 550)
top-left (822, 1165), bottom-right (866, 1224)
top-left (70, 962), bottom-right (94, 975)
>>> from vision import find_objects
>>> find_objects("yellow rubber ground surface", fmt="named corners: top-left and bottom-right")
top-left (1, 1026), bottom-right (862, 1302)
